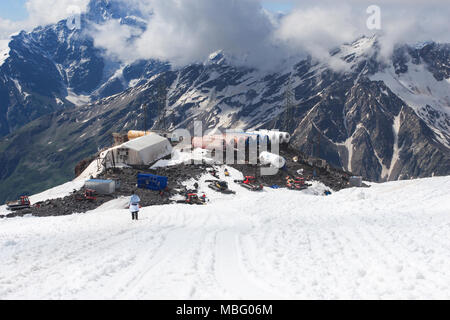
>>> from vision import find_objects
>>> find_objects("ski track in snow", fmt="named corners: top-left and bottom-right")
top-left (0, 172), bottom-right (449, 300)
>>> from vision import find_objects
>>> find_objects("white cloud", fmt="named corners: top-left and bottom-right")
top-left (273, 4), bottom-right (362, 69)
top-left (114, 0), bottom-right (277, 67)
top-left (1, 0), bottom-right (449, 70)
top-left (377, 3), bottom-right (450, 57)
top-left (91, 0), bottom-right (449, 70)
top-left (91, 19), bottom-right (143, 63)
top-left (25, 0), bottom-right (89, 27)
top-left (0, 18), bottom-right (22, 39)
top-left (0, 0), bottom-right (89, 40)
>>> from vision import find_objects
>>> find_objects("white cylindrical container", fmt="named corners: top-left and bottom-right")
top-left (259, 151), bottom-right (286, 169)
top-left (266, 132), bottom-right (273, 144)
top-left (225, 136), bottom-right (235, 149)
top-left (257, 134), bottom-right (269, 147)
top-left (236, 136), bottom-right (247, 148)
top-left (273, 131), bottom-right (288, 144)
top-left (248, 135), bottom-right (258, 146)
top-left (252, 130), bottom-right (291, 144)
top-left (284, 133), bottom-right (291, 143)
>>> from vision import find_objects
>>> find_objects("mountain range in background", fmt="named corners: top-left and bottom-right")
top-left (0, 0), bottom-right (449, 203)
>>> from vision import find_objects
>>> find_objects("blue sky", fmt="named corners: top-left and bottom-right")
top-left (262, 1), bottom-right (293, 13)
top-left (0, 0), bottom-right (28, 21)
top-left (1, 0), bottom-right (293, 21)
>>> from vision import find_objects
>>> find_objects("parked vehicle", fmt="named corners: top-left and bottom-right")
top-left (75, 189), bottom-right (98, 202)
top-left (235, 176), bottom-right (264, 191)
top-left (207, 180), bottom-right (236, 194)
top-left (176, 193), bottom-right (206, 205)
top-left (286, 176), bottom-right (311, 191)
top-left (6, 196), bottom-right (31, 211)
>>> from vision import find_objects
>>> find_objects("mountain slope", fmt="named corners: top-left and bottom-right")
top-left (0, 0), bottom-right (168, 137)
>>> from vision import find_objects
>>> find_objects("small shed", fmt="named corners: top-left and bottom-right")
top-left (111, 133), bottom-right (173, 166)
top-left (85, 179), bottom-right (116, 194)
top-left (349, 176), bottom-right (363, 187)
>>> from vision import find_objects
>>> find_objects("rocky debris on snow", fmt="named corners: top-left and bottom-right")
top-left (2, 164), bottom-right (208, 218)
top-left (2, 145), bottom-right (353, 218)
top-left (3, 191), bottom-right (115, 218)
top-left (231, 146), bottom-right (351, 191)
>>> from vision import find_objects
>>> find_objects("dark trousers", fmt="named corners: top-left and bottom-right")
top-left (131, 211), bottom-right (139, 220)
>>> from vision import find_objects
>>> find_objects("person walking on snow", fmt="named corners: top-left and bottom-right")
top-left (129, 190), bottom-right (141, 221)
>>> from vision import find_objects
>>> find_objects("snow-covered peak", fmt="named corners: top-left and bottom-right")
top-left (0, 39), bottom-right (11, 67)
top-left (335, 35), bottom-right (378, 63)
top-left (206, 50), bottom-right (227, 65)
top-left (204, 49), bottom-right (258, 68)
top-left (86, 0), bottom-right (146, 24)
top-left (414, 40), bottom-right (435, 50)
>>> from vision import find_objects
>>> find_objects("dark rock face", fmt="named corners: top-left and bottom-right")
top-left (0, 0), bottom-right (167, 137)
top-left (393, 43), bottom-right (450, 81)
top-left (395, 107), bottom-right (450, 179)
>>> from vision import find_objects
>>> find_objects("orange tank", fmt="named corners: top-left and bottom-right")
top-left (192, 135), bottom-right (225, 150)
top-left (128, 130), bottom-right (150, 140)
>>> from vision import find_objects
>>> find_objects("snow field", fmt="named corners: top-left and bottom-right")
top-left (0, 173), bottom-right (449, 299)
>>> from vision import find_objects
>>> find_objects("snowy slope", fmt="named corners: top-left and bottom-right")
top-left (0, 179), bottom-right (84, 216)
top-left (1, 175), bottom-right (449, 300)
top-left (0, 155), bottom-right (105, 215)
top-left (371, 62), bottom-right (450, 147)
top-left (0, 39), bottom-right (10, 66)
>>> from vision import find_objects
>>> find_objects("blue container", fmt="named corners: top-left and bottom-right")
top-left (137, 174), bottom-right (168, 191)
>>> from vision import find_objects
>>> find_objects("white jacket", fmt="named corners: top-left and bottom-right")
top-left (129, 195), bottom-right (141, 212)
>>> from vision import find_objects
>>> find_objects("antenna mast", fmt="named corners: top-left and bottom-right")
top-left (157, 74), bottom-right (168, 131)
top-left (283, 75), bottom-right (295, 131)
top-left (143, 103), bottom-right (148, 133)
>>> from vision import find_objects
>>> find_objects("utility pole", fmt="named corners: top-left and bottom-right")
top-left (316, 130), bottom-right (321, 158)
top-left (283, 75), bottom-right (295, 132)
top-left (157, 74), bottom-right (168, 131)
top-left (143, 103), bottom-right (148, 133)
top-left (310, 120), bottom-right (321, 159)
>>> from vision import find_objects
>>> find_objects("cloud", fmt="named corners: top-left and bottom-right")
top-left (91, 0), bottom-right (449, 70)
top-left (376, 3), bottom-right (450, 58)
top-left (93, 0), bottom-right (278, 67)
top-left (0, 18), bottom-right (21, 39)
top-left (0, 0), bottom-right (89, 39)
top-left (273, 4), bottom-right (363, 70)
top-left (91, 19), bottom-right (143, 62)
top-left (25, 0), bottom-right (89, 26)
top-left (2, 0), bottom-right (449, 70)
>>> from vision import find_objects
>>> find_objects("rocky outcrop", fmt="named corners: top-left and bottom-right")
top-left (0, 0), bottom-right (167, 137)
